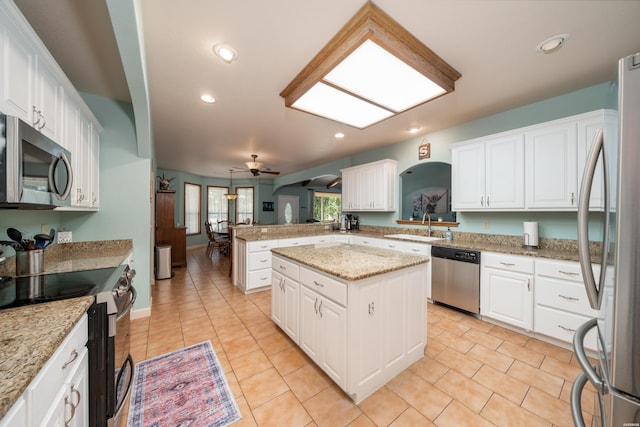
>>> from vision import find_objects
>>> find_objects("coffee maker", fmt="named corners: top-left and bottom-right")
top-left (345, 214), bottom-right (359, 231)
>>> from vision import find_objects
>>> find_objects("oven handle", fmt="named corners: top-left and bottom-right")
top-left (116, 285), bottom-right (137, 322)
top-left (114, 354), bottom-right (134, 420)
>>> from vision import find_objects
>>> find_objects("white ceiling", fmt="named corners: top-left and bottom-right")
top-left (14, 0), bottom-right (640, 179)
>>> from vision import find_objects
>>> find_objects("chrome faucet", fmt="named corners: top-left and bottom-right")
top-left (422, 212), bottom-right (432, 236)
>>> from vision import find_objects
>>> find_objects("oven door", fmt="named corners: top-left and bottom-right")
top-left (110, 284), bottom-right (136, 426)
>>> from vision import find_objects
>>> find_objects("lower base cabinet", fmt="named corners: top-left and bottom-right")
top-left (272, 255), bottom-right (426, 403)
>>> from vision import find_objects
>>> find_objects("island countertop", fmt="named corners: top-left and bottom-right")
top-left (271, 243), bottom-right (429, 281)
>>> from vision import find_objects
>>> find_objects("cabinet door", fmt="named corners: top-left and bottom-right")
top-left (271, 271), bottom-right (284, 328)
top-left (299, 286), bottom-right (320, 360)
top-left (341, 168), bottom-right (361, 210)
top-left (481, 267), bottom-right (533, 330)
top-left (451, 143), bottom-right (485, 210)
top-left (525, 122), bottom-right (578, 209)
top-left (282, 276), bottom-right (300, 343)
top-left (33, 57), bottom-right (61, 141)
top-left (0, 25), bottom-right (34, 121)
top-left (41, 348), bottom-right (88, 427)
top-left (485, 134), bottom-right (525, 209)
top-left (318, 296), bottom-right (347, 389)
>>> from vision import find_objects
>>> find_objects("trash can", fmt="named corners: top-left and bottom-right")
top-left (155, 245), bottom-right (172, 280)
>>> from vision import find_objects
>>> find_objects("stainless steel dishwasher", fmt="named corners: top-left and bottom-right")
top-left (431, 246), bottom-right (480, 314)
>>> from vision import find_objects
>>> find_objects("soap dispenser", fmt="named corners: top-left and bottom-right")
top-left (445, 228), bottom-right (452, 242)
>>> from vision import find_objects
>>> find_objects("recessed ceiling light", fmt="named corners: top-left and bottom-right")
top-left (536, 34), bottom-right (569, 53)
top-left (334, 132), bottom-right (345, 139)
top-left (408, 126), bottom-right (420, 134)
top-left (200, 94), bottom-right (216, 103)
top-left (213, 43), bottom-right (237, 63)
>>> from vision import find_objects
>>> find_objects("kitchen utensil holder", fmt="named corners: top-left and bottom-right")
top-left (16, 249), bottom-right (44, 275)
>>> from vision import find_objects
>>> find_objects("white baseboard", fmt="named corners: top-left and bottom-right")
top-left (131, 298), bottom-right (152, 319)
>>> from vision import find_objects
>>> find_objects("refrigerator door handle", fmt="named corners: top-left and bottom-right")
top-left (570, 371), bottom-right (590, 427)
top-left (573, 318), bottom-right (604, 390)
top-left (578, 128), bottom-right (609, 310)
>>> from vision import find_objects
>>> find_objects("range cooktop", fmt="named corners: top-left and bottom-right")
top-left (0, 267), bottom-right (121, 310)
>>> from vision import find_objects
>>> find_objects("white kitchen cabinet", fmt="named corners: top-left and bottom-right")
top-left (481, 252), bottom-right (534, 330)
top-left (534, 259), bottom-right (601, 351)
top-left (32, 56), bottom-right (62, 142)
top-left (350, 235), bottom-right (385, 248)
top-left (273, 253), bottom-right (426, 403)
top-left (237, 239), bottom-right (278, 293)
top-left (28, 314), bottom-right (88, 427)
top-left (271, 270), bottom-right (300, 343)
top-left (341, 159), bottom-right (397, 212)
top-left (452, 133), bottom-right (524, 210)
top-left (576, 110), bottom-right (618, 211)
top-left (379, 240), bottom-right (432, 299)
top-left (525, 121), bottom-right (578, 209)
top-left (0, 16), bottom-right (34, 121)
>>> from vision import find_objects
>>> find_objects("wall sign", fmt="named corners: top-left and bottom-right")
top-left (418, 139), bottom-right (431, 160)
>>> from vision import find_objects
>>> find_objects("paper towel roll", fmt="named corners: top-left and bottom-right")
top-left (523, 221), bottom-right (539, 247)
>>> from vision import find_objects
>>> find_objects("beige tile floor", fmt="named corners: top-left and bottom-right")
top-left (123, 248), bottom-right (596, 426)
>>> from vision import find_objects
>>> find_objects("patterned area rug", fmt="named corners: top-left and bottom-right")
top-left (127, 341), bottom-right (241, 427)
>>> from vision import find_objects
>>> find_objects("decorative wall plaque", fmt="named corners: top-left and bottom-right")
top-left (418, 139), bottom-right (431, 160)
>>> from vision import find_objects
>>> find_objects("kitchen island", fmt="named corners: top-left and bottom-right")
top-left (271, 243), bottom-right (428, 403)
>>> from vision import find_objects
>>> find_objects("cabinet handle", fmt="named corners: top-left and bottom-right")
top-left (260, 276), bottom-right (268, 281)
top-left (32, 106), bottom-right (41, 127)
top-left (64, 395), bottom-right (76, 426)
top-left (387, 245), bottom-right (396, 248)
top-left (313, 280), bottom-right (324, 288)
top-left (527, 279), bottom-right (531, 292)
top-left (480, 196), bottom-right (484, 207)
top-left (500, 262), bottom-right (515, 267)
top-left (571, 192), bottom-right (575, 205)
top-left (318, 300), bottom-right (323, 318)
top-left (558, 325), bottom-right (576, 333)
top-left (39, 112), bottom-right (46, 130)
top-left (368, 302), bottom-right (375, 315)
top-left (279, 265), bottom-right (286, 270)
top-left (62, 349), bottom-right (78, 369)
top-left (559, 270), bottom-right (579, 276)
top-left (558, 294), bottom-right (579, 301)
top-left (487, 196), bottom-right (490, 207)
top-left (260, 259), bottom-right (268, 263)
top-left (71, 384), bottom-right (81, 409)
top-left (314, 298), bottom-right (318, 315)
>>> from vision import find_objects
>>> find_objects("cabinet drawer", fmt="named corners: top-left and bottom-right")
top-left (279, 237), bottom-right (312, 248)
top-left (273, 256), bottom-right (299, 281)
top-left (248, 239), bottom-right (278, 252)
top-left (535, 259), bottom-right (594, 282)
top-left (534, 305), bottom-right (598, 351)
top-left (535, 277), bottom-right (598, 317)
top-left (28, 314), bottom-right (88, 425)
top-left (248, 251), bottom-right (272, 270)
top-left (483, 252), bottom-right (534, 274)
top-left (248, 269), bottom-right (272, 289)
top-left (300, 267), bottom-right (347, 306)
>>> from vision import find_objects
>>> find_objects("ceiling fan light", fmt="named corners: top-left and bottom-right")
top-left (245, 161), bottom-right (263, 170)
top-left (225, 193), bottom-right (238, 200)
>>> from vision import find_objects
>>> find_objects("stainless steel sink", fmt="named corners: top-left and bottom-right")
top-left (383, 234), bottom-right (444, 243)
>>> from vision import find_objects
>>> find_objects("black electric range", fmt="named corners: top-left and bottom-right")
top-left (0, 266), bottom-right (122, 310)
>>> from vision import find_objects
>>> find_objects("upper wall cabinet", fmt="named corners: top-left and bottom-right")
top-left (341, 159), bottom-right (397, 212)
top-left (452, 133), bottom-right (524, 210)
top-left (0, 1), bottom-right (102, 210)
top-left (451, 109), bottom-right (616, 212)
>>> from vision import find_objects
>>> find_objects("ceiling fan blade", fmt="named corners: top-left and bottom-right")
top-left (260, 170), bottom-right (280, 175)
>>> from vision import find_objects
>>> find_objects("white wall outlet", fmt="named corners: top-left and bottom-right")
top-left (261, 228), bottom-right (268, 233)
top-left (483, 221), bottom-right (490, 229)
top-left (58, 231), bottom-right (72, 243)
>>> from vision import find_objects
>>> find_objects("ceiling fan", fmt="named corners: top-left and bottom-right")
top-left (233, 154), bottom-right (280, 176)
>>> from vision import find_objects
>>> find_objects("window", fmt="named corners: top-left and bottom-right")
top-left (236, 187), bottom-right (254, 224)
top-left (313, 191), bottom-right (342, 222)
top-left (207, 186), bottom-right (229, 227)
top-left (184, 182), bottom-right (201, 235)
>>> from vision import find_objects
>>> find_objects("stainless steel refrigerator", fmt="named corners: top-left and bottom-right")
top-left (572, 53), bottom-right (640, 426)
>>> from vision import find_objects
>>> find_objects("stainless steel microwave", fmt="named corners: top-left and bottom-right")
top-left (0, 113), bottom-right (73, 209)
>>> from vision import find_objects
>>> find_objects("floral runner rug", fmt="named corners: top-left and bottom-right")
top-left (127, 341), bottom-right (241, 427)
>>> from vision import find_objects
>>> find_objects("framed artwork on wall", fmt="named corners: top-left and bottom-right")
top-left (263, 201), bottom-right (274, 211)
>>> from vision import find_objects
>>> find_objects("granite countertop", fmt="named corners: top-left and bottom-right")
top-left (0, 297), bottom-right (95, 418)
top-left (0, 239), bottom-right (133, 419)
top-left (272, 243), bottom-right (429, 281)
